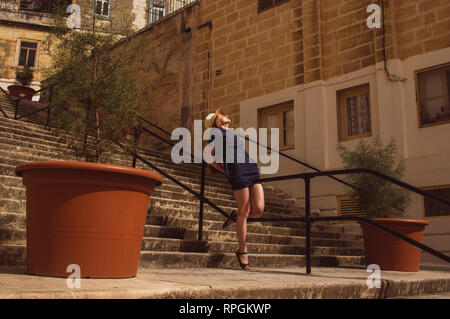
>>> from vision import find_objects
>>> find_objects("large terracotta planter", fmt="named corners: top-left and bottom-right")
top-left (15, 161), bottom-right (162, 278)
top-left (8, 85), bottom-right (36, 100)
top-left (359, 218), bottom-right (429, 272)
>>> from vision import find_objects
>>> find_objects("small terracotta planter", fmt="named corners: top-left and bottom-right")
top-left (8, 85), bottom-right (36, 100)
top-left (15, 161), bottom-right (162, 278)
top-left (359, 218), bottom-right (429, 272)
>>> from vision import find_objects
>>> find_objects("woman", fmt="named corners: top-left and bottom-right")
top-left (205, 108), bottom-right (265, 270)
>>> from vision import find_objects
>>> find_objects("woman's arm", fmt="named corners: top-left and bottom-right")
top-left (208, 146), bottom-right (226, 176)
top-left (209, 161), bottom-right (226, 176)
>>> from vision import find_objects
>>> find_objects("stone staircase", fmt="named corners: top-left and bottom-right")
top-left (0, 115), bottom-right (366, 269)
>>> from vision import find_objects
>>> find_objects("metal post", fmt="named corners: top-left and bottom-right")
top-left (14, 100), bottom-right (19, 119)
top-left (132, 128), bottom-right (138, 168)
top-left (305, 176), bottom-right (311, 275)
top-left (46, 87), bottom-right (53, 127)
top-left (198, 161), bottom-right (206, 241)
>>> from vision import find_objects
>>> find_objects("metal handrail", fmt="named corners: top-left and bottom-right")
top-left (250, 169), bottom-right (450, 273)
top-left (124, 118), bottom-right (450, 273)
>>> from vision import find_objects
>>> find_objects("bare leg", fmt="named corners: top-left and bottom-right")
top-left (249, 183), bottom-right (265, 217)
top-left (233, 187), bottom-right (251, 266)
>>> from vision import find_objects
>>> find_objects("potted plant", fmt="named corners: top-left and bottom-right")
top-left (337, 137), bottom-right (428, 272)
top-left (14, 1), bottom-right (161, 279)
top-left (8, 66), bottom-right (36, 100)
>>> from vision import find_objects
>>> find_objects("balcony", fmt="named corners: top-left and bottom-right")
top-left (0, 0), bottom-right (71, 14)
top-left (0, 0), bottom-right (71, 27)
top-left (19, 0), bottom-right (54, 13)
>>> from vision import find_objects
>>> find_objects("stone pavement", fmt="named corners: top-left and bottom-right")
top-left (0, 266), bottom-right (449, 299)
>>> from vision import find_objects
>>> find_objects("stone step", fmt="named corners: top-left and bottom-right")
top-left (0, 147), bottom-right (79, 163)
top-left (0, 184), bottom-right (297, 221)
top-left (0, 212), bottom-right (26, 244)
top-left (0, 185), bottom-right (26, 199)
top-left (139, 251), bottom-right (365, 269)
top-left (0, 121), bottom-right (175, 162)
top-left (0, 198), bottom-right (25, 213)
top-left (157, 182), bottom-right (297, 208)
top-left (0, 245), bottom-right (26, 266)
top-left (0, 116), bottom-right (178, 160)
top-left (150, 197), bottom-right (301, 217)
top-left (0, 126), bottom-right (70, 148)
top-left (0, 175), bottom-right (23, 188)
top-left (0, 161), bottom-right (230, 196)
top-left (140, 237), bottom-right (364, 256)
top-left (0, 227), bottom-right (26, 244)
top-left (156, 178), bottom-right (293, 203)
top-left (0, 135), bottom-right (72, 155)
top-left (0, 144), bottom-right (237, 189)
top-left (149, 206), bottom-right (313, 232)
top-left (146, 214), bottom-right (361, 242)
top-left (0, 185), bottom-right (296, 216)
top-left (143, 225), bottom-right (363, 249)
top-left (0, 137), bottom-right (191, 172)
top-left (151, 190), bottom-right (300, 216)
top-left (0, 211), bottom-right (26, 228)
top-left (0, 118), bottom-right (69, 141)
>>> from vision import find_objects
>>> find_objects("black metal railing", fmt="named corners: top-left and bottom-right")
top-left (1, 87), bottom-right (449, 274)
top-left (254, 169), bottom-right (450, 274)
top-left (146, 0), bottom-right (197, 25)
top-left (130, 117), bottom-right (450, 273)
top-left (0, 86), bottom-right (54, 126)
top-left (121, 120), bottom-right (450, 273)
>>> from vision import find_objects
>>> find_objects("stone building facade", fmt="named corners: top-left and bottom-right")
top-left (0, 0), bottom-right (195, 99)
top-left (1, 0), bottom-right (448, 268)
top-left (118, 0), bottom-right (450, 268)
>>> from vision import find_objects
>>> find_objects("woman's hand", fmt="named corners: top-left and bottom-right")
top-left (209, 162), bottom-right (226, 176)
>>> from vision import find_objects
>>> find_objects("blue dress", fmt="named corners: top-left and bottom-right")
top-left (211, 128), bottom-right (260, 191)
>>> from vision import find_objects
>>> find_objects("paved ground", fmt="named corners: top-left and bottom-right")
top-left (0, 265), bottom-right (449, 299)
top-left (391, 291), bottom-right (450, 299)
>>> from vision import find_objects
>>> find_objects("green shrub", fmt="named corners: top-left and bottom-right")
top-left (337, 137), bottom-right (411, 218)
top-left (15, 66), bottom-right (34, 86)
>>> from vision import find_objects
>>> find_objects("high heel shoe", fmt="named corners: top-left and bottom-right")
top-left (235, 250), bottom-right (249, 270)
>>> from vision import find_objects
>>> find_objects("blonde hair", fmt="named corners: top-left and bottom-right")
top-left (213, 116), bottom-right (221, 128)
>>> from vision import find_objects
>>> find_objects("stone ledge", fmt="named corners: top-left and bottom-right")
top-left (0, 266), bottom-right (448, 299)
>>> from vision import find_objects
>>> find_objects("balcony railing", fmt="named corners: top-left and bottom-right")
top-left (0, 0), bottom-right (18, 11)
top-left (0, 0), bottom-right (71, 14)
top-left (147, 0), bottom-right (197, 25)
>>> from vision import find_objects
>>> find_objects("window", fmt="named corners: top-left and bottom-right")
top-left (416, 64), bottom-right (450, 127)
top-left (19, 0), bottom-right (67, 13)
top-left (94, 0), bottom-right (111, 18)
top-left (147, 0), bottom-right (169, 25)
top-left (17, 40), bottom-right (38, 68)
top-left (337, 194), bottom-right (368, 218)
top-left (259, 101), bottom-right (294, 150)
top-left (337, 84), bottom-right (372, 141)
top-left (423, 186), bottom-right (450, 218)
top-left (258, 0), bottom-right (289, 13)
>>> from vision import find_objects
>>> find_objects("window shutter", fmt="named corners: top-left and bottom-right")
top-left (337, 195), bottom-right (368, 217)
